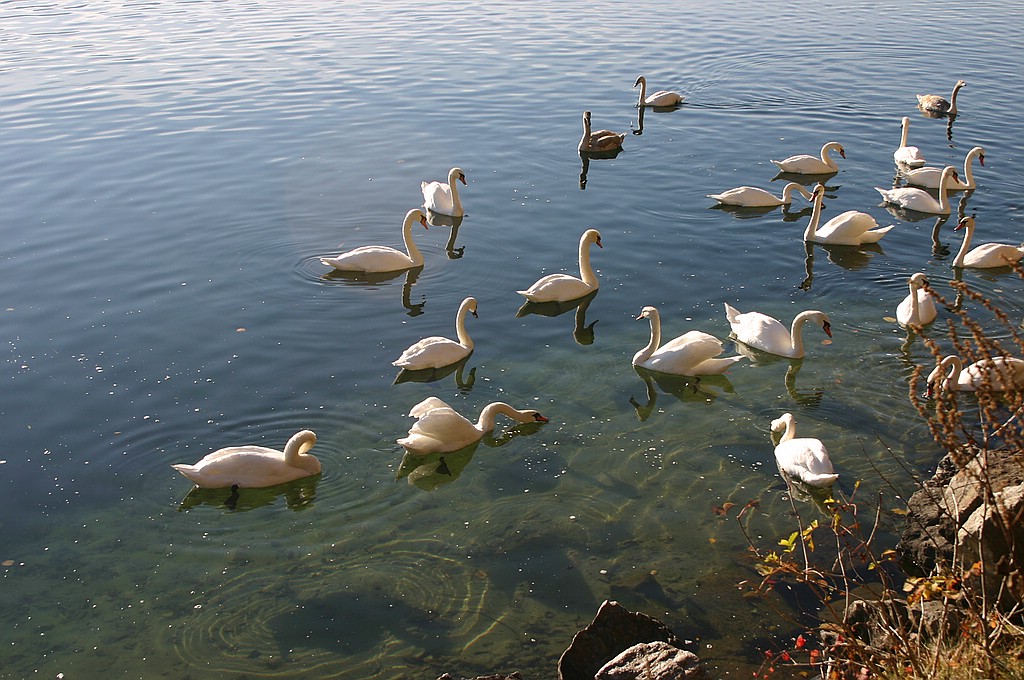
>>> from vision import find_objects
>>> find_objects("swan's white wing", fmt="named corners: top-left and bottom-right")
top-left (729, 311), bottom-right (790, 353)
top-left (707, 186), bottom-right (778, 207)
top-left (964, 244), bottom-right (1024, 268)
top-left (775, 438), bottom-right (837, 487)
top-left (422, 181), bottom-right (454, 213)
top-left (320, 245), bottom-right (413, 272)
top-left (407, 396), bottom-right (451, 418)
top-left (393, 337), bottom-right (469, 369)
top-left (517, 274), bottom-right (592, 302)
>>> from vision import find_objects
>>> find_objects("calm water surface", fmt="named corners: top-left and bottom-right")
top-left (2, 1), bottom-right (1023, 677)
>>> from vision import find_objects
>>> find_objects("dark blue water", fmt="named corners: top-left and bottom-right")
top-left (2, 1), bottom-right (1022, 677)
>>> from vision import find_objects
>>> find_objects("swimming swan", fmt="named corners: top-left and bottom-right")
top-left (893, 116), bottom-right (926, 167)
top-left (926, 354), bottom-right (1024, 395)
top-left (724, 303), bottom-right (832, 359)
top-left (707, 182), bottom-right (813, 207)
top-left (320, 209), bottom-right (428, 272)
top-left (770, 413), bottom-right (838, 488)
top-left (393, 296), bottom-right (478, 370)
top-left (875, 166), bottom-right (958, 215)
top-left (578, 111), bottom-right (625, 153)
top-left (171, 430), bottom-right (320, 489)
top-left (422, 167), bottom-right (467, 217)
top-left (633, 306), bottom-right (743, 375)
top-left (951, 216), bottom-right (1024, 269)
top-left (903, 146), bottom-right (984, 191)
top-left (517, 229), bottom-right (602, 303)
top-left (771, 141), bottom-right (845, 175)
top-left (804, 184), bottom-right (894, 245)
top-left (633, 75), bottom-right (683, 107)
top-left (917, 79), bottom-right (966, 116)
top-left (397, 397), bottom-right (549, 456)
top-left (896, 272), bottom-right (938, 326)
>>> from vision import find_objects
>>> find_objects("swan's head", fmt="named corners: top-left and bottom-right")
top-left (583, 228), bottom-right (603, 248)
top-left (405, 209), bottom-right (429, 230)
top-left (464, 296), bottom-right (479, 319)
top-left (901, 116), bottom-right (911, 129)
top-left (908, 272), bottom-right (929, 289)
top-left (636, 305), bottom-right (658, 321)
top-left (825, 142), bottom-right (846, 159)
top-left (806, 311), bottom-right (833, 338)
top-left (955, 215), bottom-right (975, 232)
top-left (449, 167), bottom-right (467, 185)
top-left (633, 75), bottom-right (645, 88)
top-left (770, 412), bottom-right (795, 434)
top-left (974, 147), bottom-right (985, 166)
top-left (941, 166), bottom-right (959, 185)
top-left (925, 355), bottom-right (960, 397)
top-left (954, 79), bottom-right (967, 89)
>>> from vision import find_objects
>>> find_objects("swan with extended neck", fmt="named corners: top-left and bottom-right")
top-left (578, 111), bottom-right (625, 153)
top-left (422, 167), bottom-right (467, 217)
top-left (917, 80), bottom-right (966, 116)
top-left (397, 397), bottom-right (549, 456)
top-left (633, 75), bottom-right (682, 107)
top-left (393, 297), bottom-right (478, 370)
top-left (320, 209), bottom-right (428, 272)
top-left (633, 306), bottom-right (743, 375)
top-left (951, 216), bottom-right (1024, 268)
top-left (517, 229), bottom-right (602, 303)
top-left (724, 303), bottom-right (831, 359)
top-left (896, 273), bottom-right (937, 326)
top-left (904, 146), bottom-right (984, 191)
top-left (171, 430), bottom-right (320, 489)
top-left (771, 141), bottom-right (845, 175)
top-left (770, 413), bottom-right (838, 488)
top-left (707, 182), bottom-right (813, 207)
top-left (893, 116), bottom-right (926, 167)
top-left (803, 184), bottom-right (894, 245)
top-left (926, 354), bottom-right (1024, 395)
top-left (875, 166), bottom-right (958, 215)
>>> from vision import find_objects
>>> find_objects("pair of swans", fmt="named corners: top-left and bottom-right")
top-left (633, 75), bottom-right (683, 108)
top-left (422, 167), bottom-right (467, 217)
top-left (917, 80), bottom-right (966, 116)
top-left (904, 146), bottom-right (984, 191)
top-left (393, 297), bottom-right (477, 371)
top-left (893, 116), bottom-right (926, 167)
top-left (926, 354), bottom-right (1024, 394)
top-left (952, 216), bottom-right (1024, 268)
top-left (771, 413), bottom-right (838, 488)
top-left (724, 303), bottom-right (831, 359)
top-left (518, 229), bottom-right (602, 303)
top-left (707, 181), bottom-right (813, 208)
top-left (771, 141), bottom-right (845, 175)
top-left (320, 209), bottom-right (428, 272)
top-left (876, 166), bottom-right (959, 215)
top-left (633, 306), bottom-right (743, 375)
top-left (896, 273), bottom-right (938, 326)
top-left (803, 184), bottom-right (894, 246)
top-left (172, 430), bottom-right (321, 489)
top-left (579, 111), bottom-right (625, 153)
top-left (397, 397), bottom-right (549, 456)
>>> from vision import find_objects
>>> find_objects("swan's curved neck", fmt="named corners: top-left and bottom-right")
top-left (401, 212), bottom-right (424, 265)
top-left (953, 220), bottom-right (974, 267)
top-left (580, 115), bottom-right (591, 148)
top-left (949, 82), bottom-right (964, 114)
top-left (476, 402), bottom-right (518, 433)
top-left (936, 170), bottom-right (954, 212)
top-left (455, 301), bottom-right (474, 348)
top-left (908, 279), bottom-right (921, 319)
top-left (789, 312), bottom-right (814, 355)
top-left (636, 77), bottom-right (647, 105)
top-left (961, 149), bottom-right (980, 187)
top-left (821, 145), bottom-right (838, 169)
top-left (448, 171), bottom-right (463, 214)
top-left (284, 432), bottom-right (316, 466)
top-left (899, 119), bottom-right (910, 148)
top-left (803, 189), bottom-right (826, 241)
top-left (776, 418), bottom-right (796, 443)
top-left (635, 313), bottom-right (661, 364)
top-left (579, 236), bottom-right (598, 287)
top-left (943, 356), bottom-right (963, 388)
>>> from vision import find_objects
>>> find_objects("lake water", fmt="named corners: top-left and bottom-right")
top-left (2, 1), bottom-right (1023, 677)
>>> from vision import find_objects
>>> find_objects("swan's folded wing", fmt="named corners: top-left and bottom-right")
top-left (657, 330), bottom-right (725, 362)
top-left (408, 396), bottom-right (451, 418)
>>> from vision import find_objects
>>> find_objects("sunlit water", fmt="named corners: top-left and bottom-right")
top-left (2, 1), bottom-right (1023, 677)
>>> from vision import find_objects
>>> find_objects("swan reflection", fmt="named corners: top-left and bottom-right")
top-left (177, 475), bottom-right (321, 512)
top-left (394, 355), bottom-right (477, 390)
top-left (730, 343), bottom-right (824, 407)
top-left (426, 211), bottom-right (466, 259)
top-left (516, 290), bottom-right (599, 345)
top-left (800, 241), bottom-right (885, 291)
top-left (579, 149), bottom-right (623, 190)
top-left (323, 266), bottom-right (426, 316)
top-left (629, 366), bottom-right (734, 421)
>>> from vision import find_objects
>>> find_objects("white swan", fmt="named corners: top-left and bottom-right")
top-left (770, 141), bottom-right (845, 175)
top-left (893, 116), bottom-right (926, 167)
top-left (951, 216), bottom-right (1024, 268)
top-left (903, 146), bottom-right (984, 191)
top-left (633, 75), bottom-right (683, 107)
top-left (926, 355), bottom-right (1024, 395)
top-left (896, 273), bottom-right (938, 327)
top-left (724, 303), bottom-right (832, 359)
top-left (393, 296), bottom-right (478, 370)
top-left (397, 397), bottom-right (549, 456)
top-left (633, 306), bottom-right (743, 375)
top-left (707, 182), bottom-right (813, 207)
top-left (770, 413), bottom-right (838, 488)
top-left (803, 184), bottom-right (894, 245)
top-left (320, 209), bottom-right (428, 272)
top-left (421, 167), bottom-right (467, 217)
top-left (171, 430), bottom-right (320, 489)
top-left (917, 79), bottom-right (966, 116)
top-left (517, 229), bottom-right (602, 303)
top-left (875, 166), bottom-right (958, 215)
top-left (578, 111), bottom-right (625, 153)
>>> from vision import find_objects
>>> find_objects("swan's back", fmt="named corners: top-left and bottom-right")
top-left (422, 180), bottom-right (454, 213)
top-left (724, 304), bottom-right (790, 354)
top-left (817, 210), bottom-right (893, 245)
top-left (320, 244), bottom-right (413, 272)
top-left (171, 445), bottom-right (321, 488)
top-left (963, 243), bottom-right (1024, 268)
top-left (775, 438), bottom-right (837, 487)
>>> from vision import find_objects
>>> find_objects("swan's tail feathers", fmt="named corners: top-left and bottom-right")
top-left (873, 187), bottom-right (891, 200)
top-left (800, 471), bottom-right (839, 487)
top-left (723, 302), bottom-right (741, 323)
top-left (171, 464), bottom-right (200, 481)
top-left (693, 355), bottom-right (744, 374)
top-left (770, 160), bottom-right (784, 170)
top-left (861, 225), bottom-right (896, 244)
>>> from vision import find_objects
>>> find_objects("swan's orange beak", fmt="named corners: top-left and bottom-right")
top-left (596, 238), bottom-right (603, 248)
top-left (839, 148), bottom-right (846, 159)
top-left (534, 413), bottom-right (549, 423)
top-left (458, 174), bottom-right (467, 185)
top-left (979, 154), bottom-right (985, 167)
top-left (822, 320), bottom-right (832, 338)
top-left (470, 309), bottom-right (479, 319)
top-left (419, 216), bottom-right (429, 230)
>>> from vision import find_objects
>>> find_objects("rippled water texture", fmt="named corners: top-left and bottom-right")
top-left (2, 0), bottom-right (1023, 677)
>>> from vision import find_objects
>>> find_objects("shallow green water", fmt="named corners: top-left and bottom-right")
top-left (2, 1), bottom-right (1023, 677)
